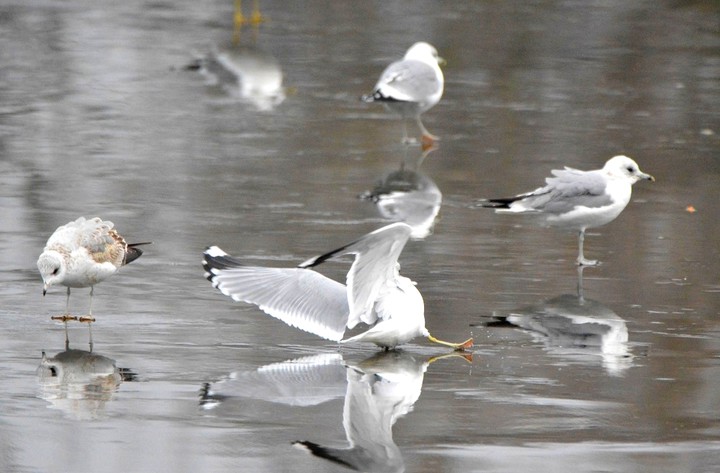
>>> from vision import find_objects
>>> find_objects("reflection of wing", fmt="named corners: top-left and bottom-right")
top-left (200, 354), bottom-right (347, 408)
top-left (37, 348), bottom-right (124, 420)
top-left (294, 351), bottom-right (427, 473)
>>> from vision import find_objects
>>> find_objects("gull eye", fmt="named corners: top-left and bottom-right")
top-left (626, 166), bottom-right (635, 173)
top-left (51, 267), bottom-right (59, 276)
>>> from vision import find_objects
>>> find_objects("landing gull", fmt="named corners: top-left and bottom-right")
top-left (362, 42), bottom-right (444, 146)
top-left (478, 155), bottom-right (654, 265)
top-left (202, 222), bottom-right (472, 350)
top-left (37, 217), bottom-right (149, 320)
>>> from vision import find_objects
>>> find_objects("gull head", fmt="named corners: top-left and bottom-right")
top-left (404, 42), bottom-right (444, 66)
top-left (37, 251), bottom-right (66, 295)
top-left (603, 155), bottom-right (655, 183)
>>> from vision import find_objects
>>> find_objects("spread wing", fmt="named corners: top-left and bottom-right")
top-left (203, 247), bottom-right (350, 341)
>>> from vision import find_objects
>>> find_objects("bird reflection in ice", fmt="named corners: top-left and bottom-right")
top-left (200, 351), bottom-right (468, 472)
top-left (480, 269), bottom-right (633, 375)
top-left (37, 340), bottom-right (136, 420)
top-left (360, 145), bottom-right (442, 240)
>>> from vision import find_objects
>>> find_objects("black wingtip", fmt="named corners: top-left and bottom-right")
top-left (202, 247), bottom-right (246, 273)
top-left (476, 198), bottom-right (515, 209)
top-left (297, 241), bottom-right (351, 269)
top-left (292, 441), bottom-right (354, 469)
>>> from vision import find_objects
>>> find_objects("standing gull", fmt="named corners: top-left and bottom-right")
top-left (362, 42), bottom-right (444, 146)
top-left (202, 222), bottom-right (472, 350)
top-left (37, 217), bottom-right (149, 320)
top-left (478, 155), bottom-right (654, 266)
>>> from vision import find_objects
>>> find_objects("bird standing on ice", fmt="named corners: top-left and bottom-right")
top-left (37, 217), bottom-right (149, 321)
top-left (203, 222), bottom-right (472, 350)
top-left (478, 155), bottom-right (654, 266)
top-left (362, 42), bottom-right (445, 147)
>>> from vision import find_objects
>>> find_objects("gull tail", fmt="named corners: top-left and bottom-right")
top-left (475, 197), bottom-right (519, 209)
top-left (124, 242), bottom-right (152, 265)
top-left (360, 90), bottom-right (381, 103)
top-left (361, 90), bottom-right (401, 104)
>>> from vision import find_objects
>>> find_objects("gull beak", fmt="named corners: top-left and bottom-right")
top-left (42, 282), bottom-right (48, 296)
top-left (437, 56), bottom-right (447, 66)
top-left (640, 171), bottom-right (655, 182)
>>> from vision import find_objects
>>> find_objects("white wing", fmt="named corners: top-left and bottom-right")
top-left (299, 223), bottom-right (413, 328)
top-left (204, 247), bottom-right (350, 341)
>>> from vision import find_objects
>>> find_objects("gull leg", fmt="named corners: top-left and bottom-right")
top-left (66, 287), bottom-right (71, 315)
top-left (79, 286), bottom-right (96, 323)
top-left (87, 321), bottom-right (94, 352)
top-left (576, 229), bottom-right (598, 266)
top-left (64, 321), bottom-right (70, 350)
top-left (416, 116), bottom-right (439, 148)
top-left (51, 287), bottom-right (78, 322)
top-left (250, 0), bottom-right (265, 25)
top-left (576, 265), bottom-right (586, 302)
top-left (427, 333), bottom-right (474, 351)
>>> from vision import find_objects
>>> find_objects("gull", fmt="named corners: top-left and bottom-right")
top-left (477, 155), bottom-right (654, 266)
top-left (202, 222), bottom-right (472, 350)
top-left (362, 42), bottom-right (444, 146)
top-left (37, 217), bottom-right (149, 321)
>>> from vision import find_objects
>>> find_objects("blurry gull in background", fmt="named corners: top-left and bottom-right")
top-left (203, 223), bottom-right (472, 350)
top-left (362, 42), bottom-right (445, 147)
top-left (187, 43), bottom-right (285, 111)
top-left (477, 155), bottom-right (654, 266)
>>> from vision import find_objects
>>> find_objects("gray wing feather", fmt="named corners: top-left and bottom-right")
top-left (521, 168), bottom-right (613, 214)
top-left (209, 266), bottom-right (350, 341)
top-left (376, 60), bottom-right (439, 102)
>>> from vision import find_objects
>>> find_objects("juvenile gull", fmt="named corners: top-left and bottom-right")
top-left (478, 155), bottom-right (654, 266)
top-left (202, 222), bottom-right (472, 350)
top-left (37, 217), bottom-right (149, 319)
top-left (362, 42), bottom-right (444, 146)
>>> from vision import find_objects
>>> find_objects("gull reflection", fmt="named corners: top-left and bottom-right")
top-left (37, 341), bottom-right (136, 420)
top-left (201, 351), bottom-right (461, 472)
top-left (188, 42), bottom-right (285, 111)
top-left (360, 145), bottom-right (441, 239)
top-left (484, 271), bottom-right (632, 375)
